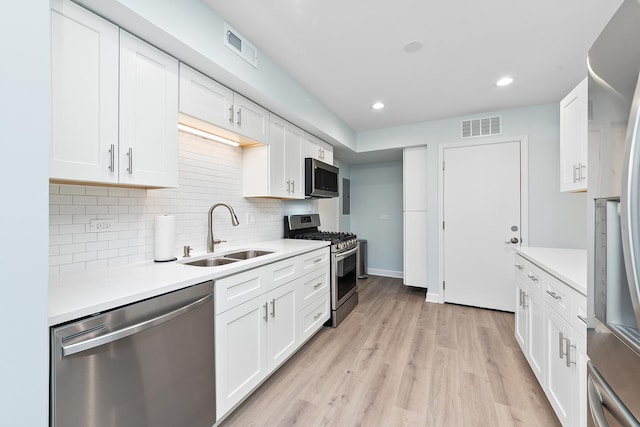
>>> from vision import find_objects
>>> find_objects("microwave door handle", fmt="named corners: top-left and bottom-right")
top-left (620, 72), bottom-right (640, 327)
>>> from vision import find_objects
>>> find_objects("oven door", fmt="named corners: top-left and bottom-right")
top-left (332, 245), bottom-right (358, 309)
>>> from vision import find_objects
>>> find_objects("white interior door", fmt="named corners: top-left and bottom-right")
top-left (443, 140), bottom-right (522, 312)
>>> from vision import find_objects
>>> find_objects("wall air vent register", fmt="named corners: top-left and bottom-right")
top-left (461, 115), bottom-right (502, 138)
top-left (224, 22), bottom-right (258, 68)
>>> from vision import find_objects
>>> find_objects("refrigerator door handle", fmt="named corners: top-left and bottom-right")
top-left (620, 72), bottom-right (640, 328)
top-left (587, 361), bottom-right (640, 427)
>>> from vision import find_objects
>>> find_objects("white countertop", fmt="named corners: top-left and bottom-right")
top-left (49, 239), bottom-right (329, 326)
top-left (514, 246), bottom-right (587, 295)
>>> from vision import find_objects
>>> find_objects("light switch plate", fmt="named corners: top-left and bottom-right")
top-left (90, 218), bottom-right (117, 232)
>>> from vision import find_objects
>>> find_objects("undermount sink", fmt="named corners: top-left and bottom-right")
top-left (180, 249), bottom-right (274, 267)
top-left (224, 250), bottom-right (274, 260)
top-left (182, 257), bottom-right (239, 267)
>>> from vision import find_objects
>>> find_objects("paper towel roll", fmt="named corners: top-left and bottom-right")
top-left (154, 215), bottom-right (176, 262)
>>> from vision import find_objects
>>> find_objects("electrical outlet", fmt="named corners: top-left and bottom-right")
top-left (90, 218), bottom-right (117, 232)
top-left (380, 214), bottom-right (389, 220)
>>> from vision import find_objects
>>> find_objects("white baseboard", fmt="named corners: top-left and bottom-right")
top-left (367, 268), bottom-right (403, 279)
top-left (425, 292), bottom-right (440, 303)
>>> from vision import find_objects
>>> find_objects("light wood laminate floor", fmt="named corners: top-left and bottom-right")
top-left (219, 275), bottom-right (559, 426)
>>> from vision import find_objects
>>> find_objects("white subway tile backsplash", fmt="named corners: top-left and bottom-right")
top-left (49, 133), bottom-right (315, 274)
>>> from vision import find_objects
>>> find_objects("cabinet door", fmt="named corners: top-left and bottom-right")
top-left (526, 284), bottom-right (545, 385)
top-left (321, 141), bottom-right (334, 165)
top-left (215, 296), bottom-right (268, 418)
top-left (545, 306), bottom-right (573, 425)
top-left (234, 93), bottom-right (269, 144)
top-left (178, 63), bottom-right (234, 130)
top-left (575, 335), bottom-right (587, 427)
top-left (403, 211), bottom-right (428, 288)
top-left (560, 77), bottom-right (588, 192)
top-left (285, 124), bottom-right (304, 199)
top-left (304, 133), bottom-right (323, 161)
top-left (268, 115), bottom-right (288, 198)
top-left (267, 281), bottom-right (298, 371)
top-left (119, 30), bottom-right (178, 188)
top-left (403, 146), bottom-right (428, 211)
top-left (50, 0), bottom-right (119, 183)
top-left (515, 277), bottom-right (527, 351)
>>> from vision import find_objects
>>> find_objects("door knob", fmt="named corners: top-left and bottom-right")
top-left (505, 237), bottom-right (519, 244)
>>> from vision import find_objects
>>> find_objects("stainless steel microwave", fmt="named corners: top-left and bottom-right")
top-left (305, 158), bottom-right (339, 198)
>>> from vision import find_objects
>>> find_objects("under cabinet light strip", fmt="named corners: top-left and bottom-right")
top-left (177, 123), bottom-right (240, 147)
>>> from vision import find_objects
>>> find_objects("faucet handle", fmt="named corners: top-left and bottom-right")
top-left (213, 239), bottom-right (227, 245)
top-left (183, 245), bottom-right (192, 258)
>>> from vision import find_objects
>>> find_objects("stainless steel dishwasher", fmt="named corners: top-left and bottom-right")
top-left (50, 281), bottom-right (216, 427)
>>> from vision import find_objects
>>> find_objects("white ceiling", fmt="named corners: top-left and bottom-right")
top-left (203, 0), bottom-right (621, 142)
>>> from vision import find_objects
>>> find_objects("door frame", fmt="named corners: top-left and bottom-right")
top-left (437, 136), bottom-right (529, 304)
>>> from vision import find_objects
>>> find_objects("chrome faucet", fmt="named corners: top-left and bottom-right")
top-left (207, 203), bottom-right (240, 252)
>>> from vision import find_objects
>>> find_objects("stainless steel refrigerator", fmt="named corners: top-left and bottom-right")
top-left (587, 0), bottom-right (640, 425)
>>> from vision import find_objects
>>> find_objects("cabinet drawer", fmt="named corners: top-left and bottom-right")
top-left (299, 267), bottom-right (330, 308)
top-left (514, 255), bottom-right (527, 280)
top-left (572, 292), bottom-right (587, 337)
top-left (524, 261), bottom-right (544, 292)
top-left (299, 247), bottom-right (330, 273)
top-left (266, 257), bottom-right (299, 291)
top-left (215, 267), bottom-right (267, 314)
top-left (544, 273), bottom-right (571, 318)
top-left (298, 291), bottom-right (330, 343)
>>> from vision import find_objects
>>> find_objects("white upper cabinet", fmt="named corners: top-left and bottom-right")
top-left (119, 30), bottom-right (178, 188)
top-left (243, 115), bottom-right (304, 199)
top-left (50, 0), bottom-right (119, 183)
top-left (50, 0), bottom-right (178, 188)
top-left (233, 94), bottom-right (270, 144)
top-left (560, 77), bottom-right (588, 192)
top-left (304, 133), bottom-right (333, 165)
top-left (179, 63), bottom-right (234, 130)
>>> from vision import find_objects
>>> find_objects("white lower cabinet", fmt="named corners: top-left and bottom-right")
top-left (215, 248), bottom-right (330, 421)
top-left (514, 253), bottom-right (587, 427)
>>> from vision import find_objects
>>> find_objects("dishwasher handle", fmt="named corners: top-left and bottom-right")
top-left (61, 293), bottom-right (213, 357)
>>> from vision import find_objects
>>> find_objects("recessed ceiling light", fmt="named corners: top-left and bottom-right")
top-left (496, 77), bottom-right (514, 87)
top-left (372, 102), bottom-right (385, 110)
top-left (403, 40), bottom-right (423, 53)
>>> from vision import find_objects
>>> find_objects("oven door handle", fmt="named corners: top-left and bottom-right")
top-left (334, 245), bottom-right (359, 261)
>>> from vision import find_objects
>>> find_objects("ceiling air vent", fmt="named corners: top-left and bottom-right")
top-left (461, 115), bottom-right (502, 138)
top-left (224, 23), bottom-right (258, 68)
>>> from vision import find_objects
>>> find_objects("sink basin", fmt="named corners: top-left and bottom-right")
top-left (183, 257), bottom-right (239, 267)
top-left (223, 250), bottom-right (274, 260)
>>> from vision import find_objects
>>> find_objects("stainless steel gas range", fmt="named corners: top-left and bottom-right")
top-left (284, 214), bottom-right (358, 327)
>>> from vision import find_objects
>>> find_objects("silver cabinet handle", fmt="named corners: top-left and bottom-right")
top-left (518, 289), bottom-right (523, 307)
top-left (527, 273), bottom-right (538, 282)
top-left (546, 290), bottom-right (562, 301)
top-left (286, 180), bottom-right (291, 193)
top-left (313, 311), bottom-right (323, 320)
top-left (565, 337), bottom-right (576, 367)
top-left (291, 180), bottom-right (295, 194)
top-left (314, 282), bottom-right (323, 289)
top-left (581, 163), bottom-right (587, 181)
top-left (523, 293), bottom-right (528, 309)
top-left (126, 147), bottom-right (133, 174)
top-left (573, 164), bottom-right (579, 183)
top-left (229, 106), bottom-right (234, 125)
top-left (578, 315), bottom-right (587, 324)
top-left (108, 144), bottom-right (115, 172)
top-left (271, 298), bottom-right (276, 317)
top-left (314, 258), bottom-right (323, 263)
top-left (237, 108), bottom-right (242, 126)
top-left (263, 303), bottom-right (268, 321)
top-left (515, 263), bottom-right (524, 270)
top-left (61, 293), bottom-right (212, 357)
top-left (559, 331), bottom-right (566, 360)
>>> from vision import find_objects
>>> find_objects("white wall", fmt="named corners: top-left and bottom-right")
top-left (49, 133), bottom-right (317, 274)
top-left (356, 103), bottom-right (587, 294)
top-left (350, 161), bottom-right (404, 276)
top-left (0, 0), bottom-right (49, 425)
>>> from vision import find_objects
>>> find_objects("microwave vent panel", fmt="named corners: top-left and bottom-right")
top-left (224, 23), bottom-right (258, 68)
top-left (461, 115), bottom-right (502, 138)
